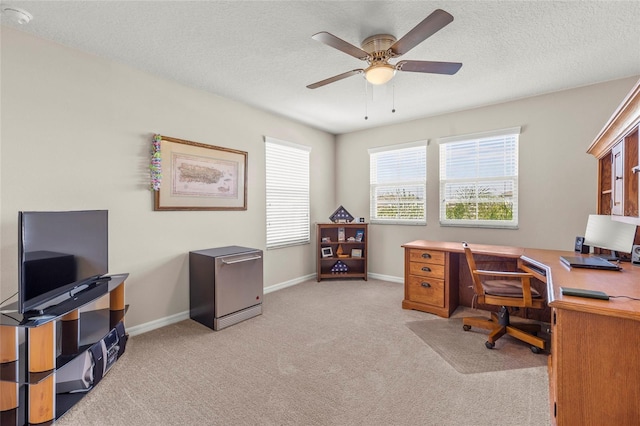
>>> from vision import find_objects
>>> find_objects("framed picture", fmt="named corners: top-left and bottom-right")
top-left (355, 230), bottom-right (364, 242)
top-left (154, 135), bottom-right (247, 211)
top-left (338, 227), bottom-right (346, 242)
top-left (321, 247), bottom-right (333, 258)
top-left (351, 248), bottom-right (363, 258)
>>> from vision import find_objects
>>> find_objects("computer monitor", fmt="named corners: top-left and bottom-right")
top-left (583, 214), bottom-right (637, 261)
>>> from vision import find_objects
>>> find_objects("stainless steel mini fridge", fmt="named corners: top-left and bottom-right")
top-left (189, 246), bottom-right (263, 330)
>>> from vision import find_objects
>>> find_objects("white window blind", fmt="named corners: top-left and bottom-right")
top-left (265, 137), bottom-right (311, 249)
top-left (368, 141), bottom-right (427, 225)
top-left (439, 127), bottom-right (520, 228)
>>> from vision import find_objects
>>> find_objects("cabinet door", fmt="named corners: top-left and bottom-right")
top-left (624, 128), bottom-right (639, 216)
top-left (612, 142), bottom-right (624, 215)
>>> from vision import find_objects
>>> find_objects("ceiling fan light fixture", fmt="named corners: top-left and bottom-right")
top-left (365, 64), bottom-right (396, 85)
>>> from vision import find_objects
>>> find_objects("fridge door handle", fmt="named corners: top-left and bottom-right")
top-left (221, 255), bottom-right (262, 265)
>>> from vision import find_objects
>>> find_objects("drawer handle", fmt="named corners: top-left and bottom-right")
top-left (421, 266), bottom-right (431, 272)
top-left (421, 253), bottom-right (432, 259)
top-left (421, 282), bottom-right (431, 288)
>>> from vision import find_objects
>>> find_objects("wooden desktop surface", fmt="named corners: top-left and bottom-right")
top-left (521, 248), bottom-right (640, 320)
top-left (403, 240), bottom-right (640, 317)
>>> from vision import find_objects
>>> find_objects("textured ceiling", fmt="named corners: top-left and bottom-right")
top-left (2, 1), bottom-right (640, 134)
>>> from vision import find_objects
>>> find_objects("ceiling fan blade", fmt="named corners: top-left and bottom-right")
top-left (390, 9), bottom-right (454, 56)
top-left (396, 60), bottom-right (462, 75)
top-left (306, 69), bottom-right (364, 89)
top-left (312, 32), bottom-right (370, 60)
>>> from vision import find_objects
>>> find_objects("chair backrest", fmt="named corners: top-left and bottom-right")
top-left (462, 241), bottom-right (484, 297)
top-left (462, 241), bottom-right (541, 309)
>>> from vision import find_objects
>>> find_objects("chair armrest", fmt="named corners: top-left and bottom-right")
top-left (474, 269), bottom-right (534, 278)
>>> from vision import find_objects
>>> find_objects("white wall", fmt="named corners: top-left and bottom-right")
top-left (336, 76), bottom-right (639, 279)
top-left (0, 28), bottom-right (336, 328)
top-left (3, 27), bottom-right (637, 329)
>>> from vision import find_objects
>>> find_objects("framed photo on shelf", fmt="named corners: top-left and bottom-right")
top-left (321, 247), bottom-right (333, 258)
top-left (355, 230), bottom-right (364, 242)
top-left (351, 248), bottom-right (363, 258)
top-left (338, 227), bottom-right (346, 242)
top-left (153, 135), bottom-right (248, 211)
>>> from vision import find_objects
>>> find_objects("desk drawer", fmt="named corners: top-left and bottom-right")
top-left (407, 275), bottom-right (445, 307)
top-left (408, 261), bottom-right (446, 279)
top-left (408, 249), bottom-right (445, 265)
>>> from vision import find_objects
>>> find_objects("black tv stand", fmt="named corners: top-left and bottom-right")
top-left (0, 273), bottom-right (129, 425)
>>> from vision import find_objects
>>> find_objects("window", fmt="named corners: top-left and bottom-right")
top-left (439, 127), bottom-right (520, 228)
top-left (368, 141), bottom-right (427, 225)
top-left (265, 137), bottom-right (311, 249)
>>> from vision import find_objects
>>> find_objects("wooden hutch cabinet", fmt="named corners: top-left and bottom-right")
top-left (587, 78), bottom-right (640, 225)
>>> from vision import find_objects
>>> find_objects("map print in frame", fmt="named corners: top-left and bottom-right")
top-left (172, 154), bottom-right (238, 198)
top-left (154, 135), bottom-right (247, 211)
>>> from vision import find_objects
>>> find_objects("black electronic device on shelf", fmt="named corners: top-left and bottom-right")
top-left (18, 210), bottom-right (109, 315)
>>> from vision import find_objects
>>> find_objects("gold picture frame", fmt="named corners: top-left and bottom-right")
top-left (154, 136), bottom-right (247, 211)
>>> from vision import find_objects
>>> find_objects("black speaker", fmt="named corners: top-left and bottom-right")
top-left (575, 236), bottom-right (589, 254)
top-left (632, 245), bottom-right (640, 264)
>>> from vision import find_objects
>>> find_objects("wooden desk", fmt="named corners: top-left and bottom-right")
top-left (402, 240), bottom-right (640, 425)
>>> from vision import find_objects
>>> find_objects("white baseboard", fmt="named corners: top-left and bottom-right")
top-left (368, 272), bottom-right (403, 283)
top-left (127, 274), bottom-right (316, 336)
top-left (126, 310), bottom-right (190, 337)
top-left (264, 273), bottom-right (316, 294)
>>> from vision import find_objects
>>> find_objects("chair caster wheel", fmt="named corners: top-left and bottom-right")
top-left (463, 325), bottom-right (471, 331)
top-left (531, 346), bottom-right (542, 354)
top-left (485, 341), bottom-right (495, 349)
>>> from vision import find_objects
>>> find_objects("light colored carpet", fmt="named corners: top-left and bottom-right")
top-left (55, 279), bottom-right (550, 426)
top-left (406, 318), bottom-right (549, 374)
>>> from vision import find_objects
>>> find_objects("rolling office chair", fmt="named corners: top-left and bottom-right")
top-left (461, 242), bottom-right (546, 353)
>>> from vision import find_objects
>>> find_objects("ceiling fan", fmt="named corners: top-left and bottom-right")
top-left (307, 9), bottom-right (462, 89)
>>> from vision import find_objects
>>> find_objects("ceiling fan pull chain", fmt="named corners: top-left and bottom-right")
top-left (364, 79), bottom-right (369, 120)
top-left (392, 81), bottom-right (396, 113)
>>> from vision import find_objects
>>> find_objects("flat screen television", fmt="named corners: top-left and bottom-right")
top-left (18, 210), bottom-right (108, 314)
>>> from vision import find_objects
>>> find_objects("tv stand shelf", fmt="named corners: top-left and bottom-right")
top-left (0, 273), bottom-right (128, 426)
top-left (55, 307), bottom-right (129, 370)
